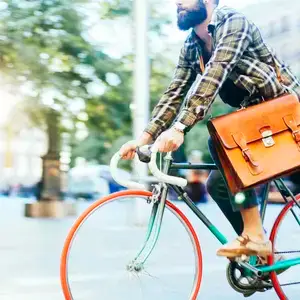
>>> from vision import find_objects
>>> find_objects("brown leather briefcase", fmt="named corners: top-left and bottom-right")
top-left (207, 93), bottom-right (300, 194)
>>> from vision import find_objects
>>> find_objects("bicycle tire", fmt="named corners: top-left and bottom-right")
top-left (60, 190), bottom-right (203, 300)
top-left (268, 195), bottom-right (300, 299)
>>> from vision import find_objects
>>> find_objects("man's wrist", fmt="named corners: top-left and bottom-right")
top-left (172, 121), bottom-right (187, 134)
top-left (138, 131), bottom-right (154, 146)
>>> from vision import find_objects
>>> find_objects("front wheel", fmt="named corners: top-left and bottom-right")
top-left (268, 195), bottom-right (300, 299)
top-left (60, 190), bottom-right (203, 300)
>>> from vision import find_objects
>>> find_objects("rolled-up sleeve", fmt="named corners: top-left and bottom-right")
top-left (144, 46), bottom-right (196, 139)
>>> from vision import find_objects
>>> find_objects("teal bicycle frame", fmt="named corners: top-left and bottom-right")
top-left (129, 153), bottom-right (300, 277)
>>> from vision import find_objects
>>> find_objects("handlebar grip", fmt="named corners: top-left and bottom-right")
top-left (148, 148), bottom-right (188, 187)
top-left (110, 152), bottom-right (147, 190)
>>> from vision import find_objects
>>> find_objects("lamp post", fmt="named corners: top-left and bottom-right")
top-left (133, 0), bottom-right (150, 224)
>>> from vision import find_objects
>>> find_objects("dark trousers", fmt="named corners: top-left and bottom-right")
top-left (206, 138), bottom-right (259, 235)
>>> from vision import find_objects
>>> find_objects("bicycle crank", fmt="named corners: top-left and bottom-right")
top-left (226, 261), bottom-right (273, 297)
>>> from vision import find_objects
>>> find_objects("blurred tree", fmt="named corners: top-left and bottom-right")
top-left (72, 0), bottom-right (174, 165)
top-left (0, 0), bottom-right (91, 148)
top-left (0, 0), bottom-right (133, 165)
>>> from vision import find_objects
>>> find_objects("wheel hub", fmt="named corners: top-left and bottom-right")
top-left (127, 261), bottom-right (144, 273)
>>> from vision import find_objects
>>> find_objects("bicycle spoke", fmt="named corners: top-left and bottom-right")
top-left (280, 281), bottom-right (300, 287)
top-left (140, 269), bottom-right (190, 297)
top-left (142, 269), bottom-right (159, 280)
top-left (133, 272), bottom-right (145, 299)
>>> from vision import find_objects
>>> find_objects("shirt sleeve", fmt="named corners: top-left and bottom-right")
top-left (144, 46), bottom-right (197, 139)
top-left (176, 14), bottom-right (252, 127)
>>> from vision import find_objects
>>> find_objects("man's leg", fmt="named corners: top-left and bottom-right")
top-left (207, 138), bottom-right (271, 256)
top-left (206, 170), bottom-right (244, 235)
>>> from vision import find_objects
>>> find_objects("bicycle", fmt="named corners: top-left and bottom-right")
top-left (60, 145), bottom-right (300, 299)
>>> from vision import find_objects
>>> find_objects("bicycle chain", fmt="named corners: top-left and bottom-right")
top-left (274, 250), bottom-right (300, 287)
top-left (274, 250), bottom-right (300, 254)
top-left (281, 281), bottom-right (300, 287)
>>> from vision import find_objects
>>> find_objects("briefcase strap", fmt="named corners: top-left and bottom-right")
top-left (283, 115), bottom-right (300, 148)
top-left (231, 132), bottom-right (263, 176)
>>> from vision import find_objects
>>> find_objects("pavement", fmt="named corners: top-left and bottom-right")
top-left (0, 196), bottom-right (299, 299)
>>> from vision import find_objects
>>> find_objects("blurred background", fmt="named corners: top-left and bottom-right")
top-left (0, 0), bottom-right (299, 202)
top-left (0, 0), bottom-right (300, 202)
top-left (0, 0), bottom-right (299, 299)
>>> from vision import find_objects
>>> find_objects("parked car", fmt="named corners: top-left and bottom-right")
top-left (67, 164), bottom-right (130, 201)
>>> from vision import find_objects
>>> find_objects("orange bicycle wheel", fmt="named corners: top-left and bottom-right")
top-left (268, 195), bottom-right (300, 299)
top-left (60, 190), bottom-right (203, 300)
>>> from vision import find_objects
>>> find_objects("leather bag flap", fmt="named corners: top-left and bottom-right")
top-left (210, 94), bottom-right (300, 149)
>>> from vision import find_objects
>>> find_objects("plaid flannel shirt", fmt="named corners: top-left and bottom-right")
top-left (144, 6), bottom-right (300, 139)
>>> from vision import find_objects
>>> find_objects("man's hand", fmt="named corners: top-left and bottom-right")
top-left (119, 140), bottom-right (139, 160)
top-left (154, 128), bottom-right (184, 153)
top-left (119, 132), bottom-right (153, 160)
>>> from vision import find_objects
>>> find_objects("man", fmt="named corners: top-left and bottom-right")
top-left (120, 0), bottom-right (300, 258)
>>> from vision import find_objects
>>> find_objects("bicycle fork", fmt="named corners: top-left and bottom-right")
top-left (127, 156), bottom-right (172, 272)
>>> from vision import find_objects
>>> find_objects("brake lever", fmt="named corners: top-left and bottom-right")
top-left (136, 145), bottom-right (152, 163)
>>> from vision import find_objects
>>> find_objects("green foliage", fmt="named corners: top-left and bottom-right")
top-left (0, 0), bottom-right (134, 161)
top-left (99, 0), bottom-right (132, 18)
top-left (0, 0), bottom-right (93, 118)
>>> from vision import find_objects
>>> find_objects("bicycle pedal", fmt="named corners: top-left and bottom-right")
top-left (258, 280), bottom-right (273, 289)
top-left (243, 291), bottom-right (256, 298)
top-left (241, 254), bottom-right (248, 261)
top-left (235, 256), bottom-right (249, 263)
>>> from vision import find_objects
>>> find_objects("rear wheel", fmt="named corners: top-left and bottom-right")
top-left (268, 195), bottom-right (300, 299)
top-left (60, 190), bottom-right (203, 300)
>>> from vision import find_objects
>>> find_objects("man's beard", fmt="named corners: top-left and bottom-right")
top-left (177, 2), bottom-right (207, 31)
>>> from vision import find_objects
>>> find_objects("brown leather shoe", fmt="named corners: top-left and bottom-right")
top-left (217, 235), bottom-right (272, 258)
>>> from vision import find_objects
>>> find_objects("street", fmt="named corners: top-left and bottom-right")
top-left (0, 196), bottom-right (299, 299)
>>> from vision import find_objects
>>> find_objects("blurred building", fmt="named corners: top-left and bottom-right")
top-left (242, 0), bottom-right (300, 76)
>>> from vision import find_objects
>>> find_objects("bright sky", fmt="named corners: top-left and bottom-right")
top-left (0, 88), bottom-right (20, 126)
top-left (167, 0), bottom-right (260, 9)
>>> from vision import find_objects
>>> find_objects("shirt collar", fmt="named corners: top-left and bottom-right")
top-left (190, 7), bottom-right (222, 44)
top-left (207, 7), bottom-right (220, 34)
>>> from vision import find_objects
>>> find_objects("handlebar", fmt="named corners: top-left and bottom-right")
top-left (110, 145), bottom-right (188, 190)
top-left (110, 152), bottom-right (147, 190)
top-left (148, 145), bottom-right (188, 187)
